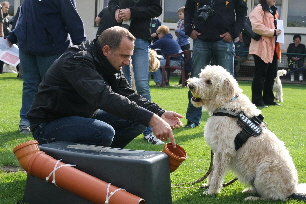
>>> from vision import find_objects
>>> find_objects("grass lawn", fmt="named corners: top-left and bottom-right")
top-left (0, 72), bottom-right (305, 204)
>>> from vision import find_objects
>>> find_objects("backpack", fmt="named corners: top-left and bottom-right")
top-left (242, 16), bottom-right (261, 47)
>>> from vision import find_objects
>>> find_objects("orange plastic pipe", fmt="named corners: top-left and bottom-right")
top-left (13, 140), bottom-right (145, 204)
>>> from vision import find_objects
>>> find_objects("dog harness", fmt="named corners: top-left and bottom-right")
top-left (212, 109), bottom-right (265, 151)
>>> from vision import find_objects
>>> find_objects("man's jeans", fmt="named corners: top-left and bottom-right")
top-left (186, 39), bottom-right (234, 125)
top-left (19, 50), bottom-right (61, 127)
top-left (32, 110), bottom-right (146, 149)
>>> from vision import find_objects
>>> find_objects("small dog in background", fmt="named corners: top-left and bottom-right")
top-left (273, 69), bottom-right (287, 102)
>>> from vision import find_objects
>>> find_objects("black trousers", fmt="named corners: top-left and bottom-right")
top-left (252, 54), bottom-right (278, 106)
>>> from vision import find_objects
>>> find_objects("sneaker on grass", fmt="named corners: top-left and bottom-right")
top-left (144, 134), bottom-right (164, 145)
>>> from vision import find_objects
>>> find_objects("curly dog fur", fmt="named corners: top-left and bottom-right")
top-left (187, 65), bottom-right (305, 201)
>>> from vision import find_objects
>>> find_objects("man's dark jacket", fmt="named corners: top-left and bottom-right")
top-left (108, 0), bottom-right (162, 42)
top-left (184, 0), bottom-right (247, 41)
top-left (28, 40), bottom-right (164, 129)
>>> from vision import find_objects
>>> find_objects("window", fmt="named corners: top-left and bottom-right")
top-left (287, 0), bottom-right (306, 27)
top-left (163, 0), bottom-right (185, 23)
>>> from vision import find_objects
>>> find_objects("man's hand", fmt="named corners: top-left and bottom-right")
top-left (161, 111), bottom-right (183, 129)
top-left (220, 32), bottom-right (233, 42)
top-left (190, 30), bottom-right (201, 40)
top-left (118, 8), bottom-right (131, 21)
top-left (115, 9), bottom-right (123, 23)
top-left (149, 113), bottom-right (180, 148)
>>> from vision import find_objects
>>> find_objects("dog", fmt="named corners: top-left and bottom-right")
top-left (187, 65), bottom-right (305, 201)
top-left (273, 69), bottom-right (287, 102)
top-left (149, 49), bottom-right (160, 73)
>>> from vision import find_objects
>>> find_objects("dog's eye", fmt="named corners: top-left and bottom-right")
top-left (206, 80), bottom-right (212, 85)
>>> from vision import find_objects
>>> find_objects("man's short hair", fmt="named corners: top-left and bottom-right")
top-left (98, 26), bottom-right (136, 51)
top-left (177, 6), bottom-right (184, 13)
top-left (156, 25), bottom-right (169, 35)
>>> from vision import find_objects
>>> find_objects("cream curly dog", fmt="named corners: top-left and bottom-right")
top-left (187, 65), bottom-right (305, 201)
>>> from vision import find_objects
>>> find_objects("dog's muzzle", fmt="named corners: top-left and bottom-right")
top-left (188, 84), bottom-right (201, 102)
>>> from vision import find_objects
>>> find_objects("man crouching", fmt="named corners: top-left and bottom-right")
top-left (28, 26), bottom-right (183, 148)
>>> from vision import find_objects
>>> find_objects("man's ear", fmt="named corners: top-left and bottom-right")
top-left (102, 45), bottom-right (111, 56)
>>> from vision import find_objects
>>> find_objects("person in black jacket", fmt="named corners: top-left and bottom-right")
top-left (95, 6), bottom-right (120, 38)
top-left (108, 0), bottom-right (164, 145)
top-left (7, 0), bottom-right (86, 134)
top-left (287, 34), bottom-right (306, 81)
top-left (183, 0), bottom-right (247, 128)
top-left (28, 26), bottom-right (182, 149)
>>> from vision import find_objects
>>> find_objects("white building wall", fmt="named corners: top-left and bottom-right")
top-left (75, 0), bottom-right (98, 40)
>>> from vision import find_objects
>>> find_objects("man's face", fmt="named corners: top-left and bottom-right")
top-left (102, 36), bottom-right (134, 71)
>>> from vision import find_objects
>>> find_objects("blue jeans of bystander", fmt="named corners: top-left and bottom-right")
top-left (186, 39), bottom-right (235, 125)
top-left (19, 50), bottom-right (61, 128)
top-left (121, 38), bottom-right (153, 136)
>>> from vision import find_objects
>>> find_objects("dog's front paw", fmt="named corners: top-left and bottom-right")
top-left (203, 190), bottom-right (218, 197)
top-left (207, 187), bottom-right (220, 195)
top-left (244, 196), bottom-right (261, 201)
top-left (242, 188), bottom-right (255, 194)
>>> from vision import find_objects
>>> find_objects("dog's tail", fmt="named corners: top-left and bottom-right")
top-left (289, 184), bottom-right (306, 201)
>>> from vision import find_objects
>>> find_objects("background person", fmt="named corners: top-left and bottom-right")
top-left (149, 25), bottom-right (182, 87)
top-left (175, 6), bottom-right (190, 51)
top-left (286, 34), bottom-right (305, 81)
top-left (0, 1), bottom-right (10, 74)
top-left (234, 32), bottom-right (249, 76)
top-left (108, 0), bottom-right (163, 145)
top-left (95, 6), bottom-right (120, 38)
top-left (6, 0), bottom-right (86, 134)
top-left (249, 0), bottom-right (282, 107)
top-left (150, 17), bottom-right (161, 44)
top-left (183, 0), bottom-right (247, 128)
top-left (28, 26), bottom-right (182, 149)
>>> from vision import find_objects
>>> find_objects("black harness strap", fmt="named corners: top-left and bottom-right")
top-left (212, 109), bottom-right (264, 151)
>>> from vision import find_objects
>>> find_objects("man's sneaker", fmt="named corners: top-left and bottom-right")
top-left (19, 125), bottom-right (31, 134)
top-left (144, 134), bottom-right (164, 145)
top-left (184, 121), bottom-right (197, 128)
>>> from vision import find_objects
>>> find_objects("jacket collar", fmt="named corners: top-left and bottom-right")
top-left (261, 1), bottom-right (277, 15)
top-left (92, 39), bottom-right (120, 76)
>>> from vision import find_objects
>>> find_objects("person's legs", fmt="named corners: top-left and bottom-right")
top-left (213, 39), bottom-right (235, 75)
top-left (32, 115), bottom-right (115, 146)
top-left (263, 54), bottom-right (278, 105)
top-left (132, 38), bottom-right (151, 100)
top-left (131, 39), bottom-right (161, 143)
top-left (185, 39), bottom-right (212, 127)
top-left (252, 54), bottom-right (269, 106)
top-left (94, 110), bottom-right (146, 148)
top-left (19, 51), bottom-right (61, 133)
top-left (153, 59), bottom-right (164, 84)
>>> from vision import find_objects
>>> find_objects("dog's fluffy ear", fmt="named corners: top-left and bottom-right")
top-left (215, 77), bottom-right (236, 103)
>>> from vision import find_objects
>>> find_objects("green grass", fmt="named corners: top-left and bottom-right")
top-left (0, 72), bottom-right (306, 203)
